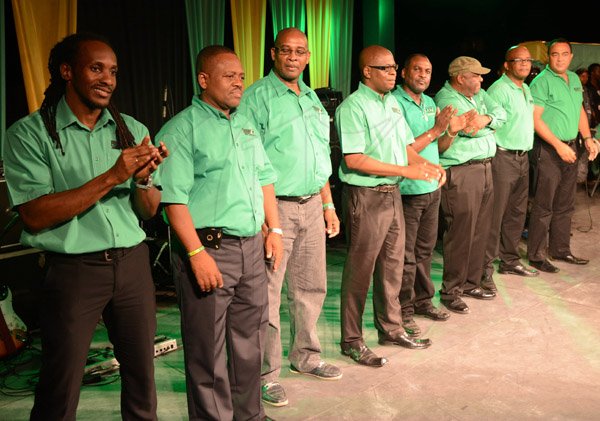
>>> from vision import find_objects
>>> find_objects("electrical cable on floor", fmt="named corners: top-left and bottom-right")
top-left (575, 182), bottom-right (594, 233)
top-left (0, 346), bottom-right (40, 397)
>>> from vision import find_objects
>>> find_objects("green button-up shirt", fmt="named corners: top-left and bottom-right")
top-left (530, 66), bottom-right (583, 141)
top-left (157, 97), bottom-right (277, 237)
top-left (434, 81), bottom-right (506, 168)
top-left (3, 97), bottom-right (150, 253)
top-left (238, 70), bottom-right (331, 196)
top-left (487, 74), bottom-right (534, 151)
top-left (336, 82), bottom-right (414, 187)
top-left (392, 86), bottom-right (439, 195)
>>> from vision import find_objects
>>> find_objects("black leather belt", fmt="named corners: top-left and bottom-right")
top-left (366, 184), bottom-right (398, 193)
top-left (459, 157), bottom-right (493, 166)
top-left (50, 246), bottom-right (136, 262)
top-left (565, 138), bottom-right (577, 147)
top-left (276, 193), bottom-right (318, 204)
top-left (497, 146), bottom-right (528, 156)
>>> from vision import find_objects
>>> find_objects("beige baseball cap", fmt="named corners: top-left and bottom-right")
top-left (448, 56), bottom-right (491, 76)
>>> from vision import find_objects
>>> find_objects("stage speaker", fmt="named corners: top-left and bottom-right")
top-left (0, 178), bottom-right (25, 252)
top-left (315, 88), bottom-right (345, 244)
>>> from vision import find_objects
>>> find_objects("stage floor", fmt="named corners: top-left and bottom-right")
top-left (2, 186), bottom-right (600, 420)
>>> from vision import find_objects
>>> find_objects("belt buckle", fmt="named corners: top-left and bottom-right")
top-left (104, 250), bottom-right (112, 262)
top-left (299, 194), bottom-right (313, 204)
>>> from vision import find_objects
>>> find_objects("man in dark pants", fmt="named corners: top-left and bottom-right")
top-left (3, 33), bottom-right (166, 420)
top-left (527, 39), bottom-right (598, 272)
top-left (392, 53), bottom-right (466, 335)
top-left (336, 45), bottom-right (441, 367)
top-left (434, 56), bottom-right (506, 314)
top-left (483, 45), bottom-right (539, 283)
top-left (158, 46), bottom-right (282, 421)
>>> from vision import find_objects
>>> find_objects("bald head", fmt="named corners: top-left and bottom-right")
top-left (358, 45), bottom-right (393, 74)
top-left (505, 45), bottom-right (530, 61)
top-left (274, 27), bottom-right (307, 48)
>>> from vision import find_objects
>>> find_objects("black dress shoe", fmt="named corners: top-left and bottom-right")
top-left (550, 254), bottom-right (589, 265)
top-left (529, 259), bottom-right (560, 273)
top-left (378, 333), bottom-right (431, 349)
top-left (441, 297), bottom-right (470, 314)
top-left (414, 306), bottom-right (450, 321)
top-left (461, 287), bottom-right (496, 300)
top-left (341, 343), bottom-right (387, 367)
top-left (498, 263), bottom-right (539, 277)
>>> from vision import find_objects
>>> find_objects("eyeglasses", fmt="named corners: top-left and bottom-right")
top-left (275, 47), bottom-right (309, 56)
top-left (507, 58), bottom-right (534, 64)
top-left (367, 64), bottom-right (399, 74)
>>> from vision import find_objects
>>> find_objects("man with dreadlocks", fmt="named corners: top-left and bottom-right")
top-left (3, 33), bottom-right (167, 420)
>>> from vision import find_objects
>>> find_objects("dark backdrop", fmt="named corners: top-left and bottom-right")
top-left (4, 0), bottom-right (600, 132)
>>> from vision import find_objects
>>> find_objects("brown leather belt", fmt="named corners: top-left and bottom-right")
top-left (366, 184), bottom-right (398, 193)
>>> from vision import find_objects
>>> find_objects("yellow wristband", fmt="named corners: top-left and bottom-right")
top-left (187, 246), bottom-right (205, 258)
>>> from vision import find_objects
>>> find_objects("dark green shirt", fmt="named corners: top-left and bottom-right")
top-left (3, 97), bottom-right (150, 253)
top-left (530, 66), bottom-right (583, 141)
top-left (392, 86), bottom-right (439, 195)
top-left (157, 97), bottom-right (277, 237)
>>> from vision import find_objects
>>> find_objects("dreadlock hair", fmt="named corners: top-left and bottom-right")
top-left (40, 32), bottom-right (136, 155)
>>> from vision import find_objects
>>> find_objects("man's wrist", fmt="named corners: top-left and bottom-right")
top-left (135, 174), bottom-right (153, 190)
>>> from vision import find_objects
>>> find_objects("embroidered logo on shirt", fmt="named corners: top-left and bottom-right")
top-left (242, 128), bottom-right (255, 136)
top-left (392, 107), bottom-right (403, 115)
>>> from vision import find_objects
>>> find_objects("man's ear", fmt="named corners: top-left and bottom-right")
top-left (198, 72), bottom-right (208, 90)
top-left (60, 63), bottom-right (72, 82)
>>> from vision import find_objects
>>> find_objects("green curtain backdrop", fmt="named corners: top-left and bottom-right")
top-left (184, 0), bottom-right (226, 96)
top-left (306, 0), bottom-right (331, 89)
top-left (1, 0), bottom-right (6, 158)
top-left (330, 0), bottom-right (353, 99)
top-left (231, 0), bottom-right (266, 87)
top-left (362, 0), bottom-right (394, 52)
top-left (269, 0), bottom-right (305, 38)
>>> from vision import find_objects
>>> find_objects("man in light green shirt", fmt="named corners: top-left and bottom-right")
top-left (3, 33), bottom-right (165, 420)
top-left (483, 45), bottom-right (539, 284)
top-left (434, 56), bottom-right (506, 314)
top-left (527, 38), bottom-right (598, 272)
top-left (337, 45), bottom-right (442, 368)
top-left (392, 53), bottom-right (466, 337)
top-left (158, 46), bottom-right (282, 421)
top-left (238, 28), bottom-right (342, 407)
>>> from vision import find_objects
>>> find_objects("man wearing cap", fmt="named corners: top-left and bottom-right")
top-left (527, 39), bottom-right (598, 273)
top-left (482, 45), bottom-right (539, 285)
top-left (434, 56), bottom-right (507, 314)
top-left (336, 45), bottom-right (441, 367)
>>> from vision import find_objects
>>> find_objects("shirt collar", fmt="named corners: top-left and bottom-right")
top-left (55, 96), bottom-right (114, 132)
top-left (267, 70), bottom-right (312, 98)
top-left (193, 95), bottom-right (233, 119)
top-left (358, 81), bottom-right (392, 101)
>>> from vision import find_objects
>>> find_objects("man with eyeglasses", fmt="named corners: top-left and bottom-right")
top-left (482, 45), bottom-right (539, 286)
top-left (336, 45), bottom-right (442, 367)
top-left (434, 56), bottom-right (507, 314)
top-left (238, 27), bottom-right (342, 408)
top-left (527, 39), bottom-right (598, 273)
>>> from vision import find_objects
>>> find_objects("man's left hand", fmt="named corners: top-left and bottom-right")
top-left (324, 209), bottom-right (340, 238)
